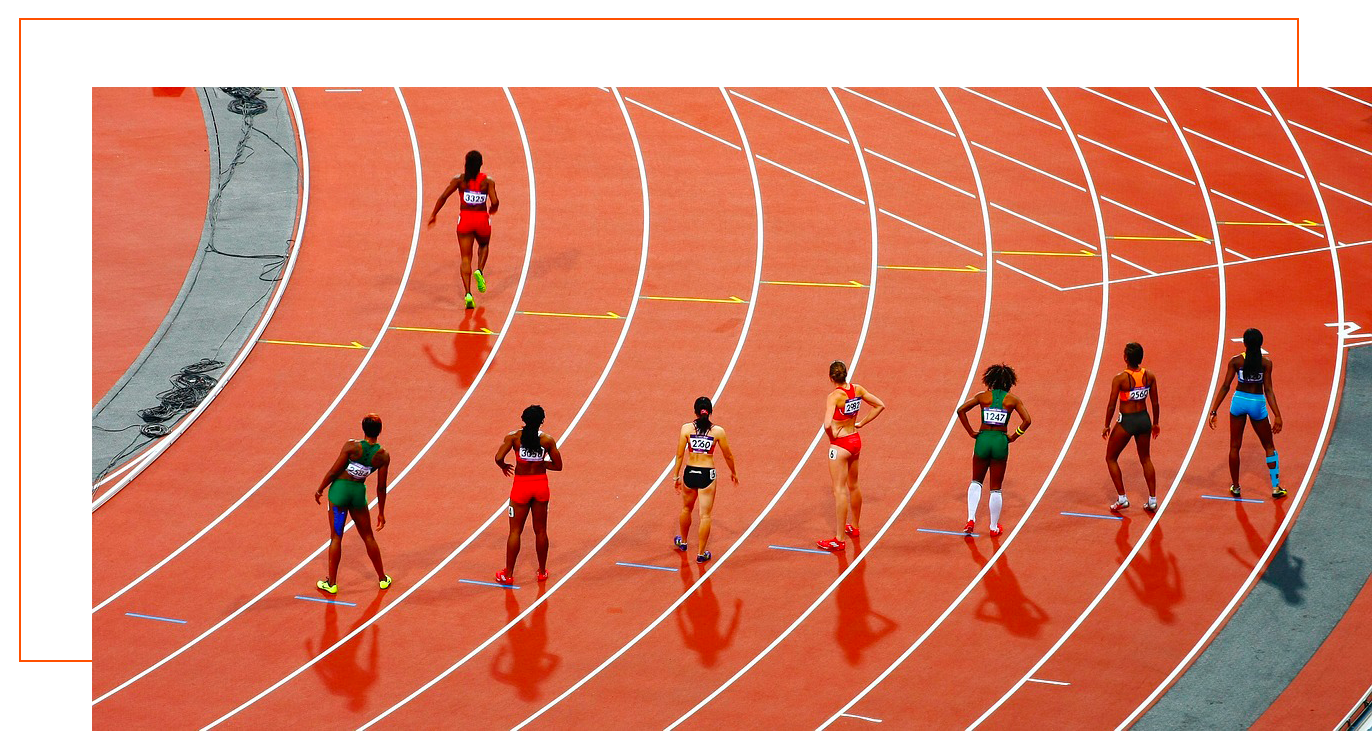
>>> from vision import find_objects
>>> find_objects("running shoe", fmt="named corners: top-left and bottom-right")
top-left (673, 535), bottom-right (688, 552)
top-left (1143, 499), bottom-right (1158, 513)
top-left (464, 293), bottom-right (475, 310)
top-left (379, 574), bottom-right (392, 590)
top-left (1110, 497), bottom-right (1130, 511)
top-left (536, 569), bottom-right (549, 582)
top-left (1229, 484), bottom-right (1242, 497)
top-left (474, 269), bottom-right (487, 293)
top-left (1272, 485), bottom-right (1288, 499)
top-left (844, 523), bottom-right (860, 538)
top-left (494, 569), bottom-right (514, 585)
top-left (989, 524), bottom-right (1004, 538)
top-left (816, 538), bottom-right (846, 552)
top-left (697, 551), bottom-right (712, 564)
top-left (317, 579), bottom-right (338, 595)
top-left (963, 520), bottom-right (976, 535)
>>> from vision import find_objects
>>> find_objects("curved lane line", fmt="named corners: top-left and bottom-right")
top-left (93, 87), bottom-right (312, 504)
top-left (203, 86), bottom-right (659, 728)
top-left (819, 86), bottom-right (1113, 729)
top-left (967, 85), bottom-right (1230, 728)
top-left (1117, 86), bottom-right (1347, 730)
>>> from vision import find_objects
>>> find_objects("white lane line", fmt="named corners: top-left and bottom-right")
top-left (878, 208), bottom-right (982, 257)
top-left (1078, 87), bottom-right (1167, 123)
top-left (205, 87), bottom-right (659, 728)
top-left (972, 141), bottom-right (1086, 192)
top-left (1184, 126), bottom-right (1305, 178)
top-left (990, 202), bottom-right (1098, 251)
top-left (1101, 195), bottom-right (1211, 242)
top-left (1320, 182), bottom-right (1372, 210)
top-left (729, 89), bottom-right (850, 143)
top-left (1322, 87), bottom-right (1372, 109)
top-left (1225, 247), bottom-right (1253, 261)
top-left (625, 97), bottom-right (741, 151)
top-left (504, 86), bottom-right (882, 731)
top-left (92, 87), bottom-right (314, 503)
top-left (865, 147), bottom-right (973, 198)
top-left (969, 85), bottom-right (1229, 728)
top-left (959, 87), bottom-right (1062, 129)
top-left (821, 86), bottom-right (1111, 730)
top-left (838, 87), bottom-right (955, 136)
top-left (1200, 87), bottom-right (1272, 115)
top-left (996, 261), bottom-right (1064, 291)
top-left (1110, 253), bottom-right (1156, 275)
top-left (1288, 120), bottom-right (1372, 158)
top-left (1078, 134), bottom-right (1196, 185)
top-left (323, 89), bottom-right (361, 93)
top-left (1209, 188), bottom-right (1324, 237)
top-left (840, 713), bottom-right (884, 723)
top-left (95, 86), bottom-right (432, 702)
top-left (1117, 85), bottom-right (1348, 731)
top-left (1026, 678), bottom-right (1072, 687)
top-left (755, 154), bottom-right (865, 204)
top-left (1058, 240), bottom-right (1369, 291)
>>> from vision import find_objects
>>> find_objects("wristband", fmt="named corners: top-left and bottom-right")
top-left (1015, 426), bottom-right (1025, 436)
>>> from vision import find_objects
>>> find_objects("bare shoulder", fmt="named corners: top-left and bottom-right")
top-left (375, 447), bottom-right (391, 465)
top-left (711, 425), bottom-right (726, 438)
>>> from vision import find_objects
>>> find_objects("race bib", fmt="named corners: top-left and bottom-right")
top-left (842, 397), bottom-right (862, 416)
top-left (1127, 386), bottom-right (1149, 401)
top-left (518, 445), bottom-right (546, 462)
top-left (828, 447), bottom-right (838, 460)
top-left (982, 408), bottom-right (1009, 426)
top-left (344, 461), bottom-right (372, 480)
top-left (462, 190), bottom-right (487, 206)
top-left (689, 434), bottom-right (715, 453)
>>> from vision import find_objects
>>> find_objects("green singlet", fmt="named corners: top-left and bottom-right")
top-left (327, 440), bottom-right (381, 510)
top-left (973, 389), bottom-right (1010, 461)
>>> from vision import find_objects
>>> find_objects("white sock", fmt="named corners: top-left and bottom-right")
top-left (967, 481), bottom-right (982, 521)
top-left (989, 490), bottom-right (1003, 525)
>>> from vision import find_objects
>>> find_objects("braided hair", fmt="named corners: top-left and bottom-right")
top-left (981, 363), bottom-right (1018, 392)
top-left (1242, 328), bottom-right (1264, 377)
top-left (693, 396), bottom-right (713, 435)
top-left (520, 405), bottom-right (544, 452)
top-left (464, 150), bottom-right (483, 181)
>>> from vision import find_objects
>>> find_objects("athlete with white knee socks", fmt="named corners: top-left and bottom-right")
top-left (956, 364), bottom-right (1032, 537)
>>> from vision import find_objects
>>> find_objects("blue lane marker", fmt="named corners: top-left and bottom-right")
top-left (124, 612), bottom-right (187, 624)
top-left (1060, 511), bottom-right (1125, 521)
top-left (1202, 494), bottom-right (1265, 504)
top-left (616, 562), bottom-right (678, 572)
top-left (458, 578), bottom-right (520, 590)
top-left (294, 595), bottom-right (358, 607)
top-left (768, 545), bottom-right (833, 555)
top-left (917, 528), bottom-right (980, 537)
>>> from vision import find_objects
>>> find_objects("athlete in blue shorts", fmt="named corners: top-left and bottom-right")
top-left (1206, 328), bottom-right (1285, 498)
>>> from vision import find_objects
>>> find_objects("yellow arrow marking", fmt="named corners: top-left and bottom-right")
top-left (520, 311), bottom-right (622, 319)
top-left (1217, 220), bottom-right (1323, 227)
top-left (996, 249), bottom-right (1096, 257)
top-left (879, 264), bottom-right (982, 272)
top-left (762, 280), bottom-right (867, 288)
top-left (1109, 235), bottom-right (1209, 242)
top-left (260, 339), bottom-right (368, 349)
top-left (391, 326), bottom-right (496, 335)
top-left (641, 295), bottom-right (747, 303)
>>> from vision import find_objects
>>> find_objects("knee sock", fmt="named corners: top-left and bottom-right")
top-left (967, 481), bottom-right (982, 522)
top-left (990, 490), bottom-right (1003, 526)
top-left (1267, 452), bottom-right (1280, 487)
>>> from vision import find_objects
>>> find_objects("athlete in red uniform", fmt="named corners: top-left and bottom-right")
top-left (428, 149), bottom-right (500, 310)
top-left (818, 360), bottom-right (886, 552)
top-left (493, 405), bottom-right (562, 584)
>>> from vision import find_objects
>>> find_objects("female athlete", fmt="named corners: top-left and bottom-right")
top-left (1102, 342), bottom-right (1161, 512)
top-left (314, 413), bottom-right (391, 594)
top-left (494, 405), bottom-right (563, 583)
top-left (818, 360), bottom-right (886, 552)
top-left (428, 149), bottom-right (499, 310)
top-left (956, 364), bottom-right (1032, 537)
top-left (1206, 328), bottom-right (1285, 497)
top-left (671, 396), bottom-right (739, 564)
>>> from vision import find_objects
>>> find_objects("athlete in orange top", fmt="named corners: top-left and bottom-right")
top-left (1102, 342), bottom-right (1161, 512)
top-left (818, 360), bottom-right (886, 552)
top-left (428, 149), bottom-right (500, 310)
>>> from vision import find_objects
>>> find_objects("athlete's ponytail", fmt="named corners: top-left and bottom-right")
top-left (693, 396), bottom-right (713, 435)
top-left (521, 404), bottom-right (544, 452)
top-left (1243, 328), bottom-right (1264, 376)
top-left (829, 360), bottom-right (848, 385)
top-left (464, 150), bottom-right (483, 181)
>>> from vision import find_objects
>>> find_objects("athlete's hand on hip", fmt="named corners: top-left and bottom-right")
top-left (1152, 424), bottom-right (1162, 439)
top-left (1272, 415), bottom-right (1283, 434)
top-left (375, 513), bottom-right (386, 530)
top-left (1009, 432), bottom-right (1020, 443)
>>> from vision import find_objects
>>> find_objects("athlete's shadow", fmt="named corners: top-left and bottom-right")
top-left (1229, 501), bottom-right (1306, 605)
top-left (674, 557), bottom-right (742, 668)
top-left (422, 308), bottom-right (493, 389)
top-left (967, 539), bottom-right (1049, 638)
top-left (306, 591), bottom-right (385, 711)
top-left (1116, 520), bottom-right (1184, 623)
top-left (490, 583), bottom-right (559, 700)
top-left (834, 542), bottom-right (898, 665)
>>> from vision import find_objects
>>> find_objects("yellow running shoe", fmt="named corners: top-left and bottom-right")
top-left (317, 579), bottom-right (338, 595)
top-left (379, 574), bottom-right (393, 590)
top-left (464, 293), bottom-right (475, 310)
top-left (474, 269), bottom-right (487, 293)
top-left (1272, 485), bottom-right (1288, 498)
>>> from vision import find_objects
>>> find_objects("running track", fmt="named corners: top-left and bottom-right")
top-left (92, 87), bottom-right (1372, 729)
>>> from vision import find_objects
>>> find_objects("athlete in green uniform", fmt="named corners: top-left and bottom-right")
top-left (313, 413), bottom-right (392, 594)
top-left (956, 364), bottom-right (1032, 537)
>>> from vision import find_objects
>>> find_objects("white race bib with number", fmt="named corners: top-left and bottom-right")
top-left (842, 397), bottom-right (861, 417)
top-left (518, 445), bottom-right (546, 462)
top-left (689, 434), bottom-right (715, 453)
top-left (462, 190), bottom-right (487, 206)
top-left (1127, 386), bottom-right (1149, 401)
top-left (982, 408), bottom-right (1009, 426)
top-left (828, 447), bottom-right (838, 460)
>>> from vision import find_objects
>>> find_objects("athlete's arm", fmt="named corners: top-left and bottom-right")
top-left (1009, 395), bottom-right (1033, 443)
top-left (428, 176), bottom-right (462, 225)
top-left (716, 427), bottom-right (739, 484)
top-left (315, 441), bottom-right (353, 504)
top-left (823, 391), bottom-right (841, 439)
top-left (494, 432), bottom-right (515, 476)
top-left (1102, 373), bottom-right (1122, 439)
top-left (1207, 357), bottom-right (1239, 429)
top-left (373, 451), bottom-right (389, 530)
top-left (1264, 358), bottom-right (1282, 434)
top-left (855, 385), bottom-right (886, 429)
top-left (1149, 370), bottom-right (1161, 438)
top-left (543, 433), bottom-right (564, 471)
top-left (486, 178), bottom-right (499, 215)
top-left (956, 394), bottom-right (981, 439)
top-left (671, 425), bottom-right (689, 492)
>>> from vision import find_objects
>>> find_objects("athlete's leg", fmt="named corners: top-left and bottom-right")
top-left (1134, 430), bottom-right (1157, 499)
top-left (846, 456), bottom-right (862, 532)
top-left (505, 501), bottom-right (532, 575)
top-left (987, 459), bottom-right (1007, 528)
top-left (829, 446), bottom-right (853, 539)
top-left (350, 507), bottom-right (386, 581)
top-left (679, 487), bottom-right (698, 543)
top-left (324, 504), bottom-right (344, 584)
top-left (531, 500), bottom-right (550, 573)
top-left (1229, 414), bottom-right (1247, 490)
top-left (696, 484), bottom-right (717, 553)
top-left (1251, 417), bottom-right (1280, 490)
top-left (476, 231), bottom-right (491, 273)
top-left (457, 232), bottom-right (476, 296)
top-left (1105, 425), bottom-right (1132, 498)
top-left (968, 456), bottom-right (990, 523)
